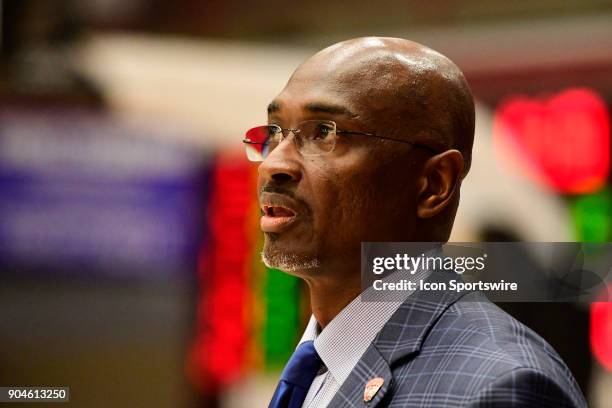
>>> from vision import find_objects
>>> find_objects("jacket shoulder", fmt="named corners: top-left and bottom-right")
top-left (388, 292), bottom-right (586, 407)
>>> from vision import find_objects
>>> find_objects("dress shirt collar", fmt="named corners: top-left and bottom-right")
top-left (298, 266), bottom-right (431, 387)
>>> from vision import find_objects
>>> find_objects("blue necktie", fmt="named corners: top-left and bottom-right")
top-left (269, 340), bottom-right (323, 408)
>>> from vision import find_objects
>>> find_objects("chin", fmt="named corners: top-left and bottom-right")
top-left (261, 239), bottom-right (321, 274)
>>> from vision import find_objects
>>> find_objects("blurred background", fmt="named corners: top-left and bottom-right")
top-left (0, 0), bottom-right (611, 406)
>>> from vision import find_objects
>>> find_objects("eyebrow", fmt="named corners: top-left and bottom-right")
top-left (267, 101), bottom-right (357, 118)
top-left (267, 101), bottom-right (281, 114)
top-left (305, 102), bottom-right (357, 117)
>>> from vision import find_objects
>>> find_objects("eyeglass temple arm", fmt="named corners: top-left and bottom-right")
top-left (336, 130), bottom-right (440, 154)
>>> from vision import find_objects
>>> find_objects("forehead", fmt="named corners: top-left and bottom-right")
top-left (269, 70), bottom-right (359, 119)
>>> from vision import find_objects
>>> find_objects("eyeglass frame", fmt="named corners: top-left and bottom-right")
top-left (242, 120), bottom-right (441, 161)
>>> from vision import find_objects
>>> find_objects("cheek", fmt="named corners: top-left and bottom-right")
top-left (299, 160), bottom-right (355, 246)
top-left (304, 163), bottom-right (343, 225)
top-left (308, 160), bottom-right (383, 240)
top-left (302, 150), bottom-right (421, 245)
top-left (338, 156), bottom-right (421, 239)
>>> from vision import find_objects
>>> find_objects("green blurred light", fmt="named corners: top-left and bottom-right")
top-left (262, 266), bottom-right (301, 369)
top-left (569, 188), bottom-right (612, 242)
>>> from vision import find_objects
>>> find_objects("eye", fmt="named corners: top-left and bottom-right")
top-left (268, 124), bottom-right (281, 135)
top-left (312, 123), bottom-right (334, 140)
top-left (267, 124), bottom-right (283, 141)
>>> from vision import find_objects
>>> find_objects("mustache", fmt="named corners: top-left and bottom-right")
top-left (259, 184), bottom-right (312, 214)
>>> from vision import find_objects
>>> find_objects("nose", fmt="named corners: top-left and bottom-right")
top-left (258, 133), bottom-right (302, 184)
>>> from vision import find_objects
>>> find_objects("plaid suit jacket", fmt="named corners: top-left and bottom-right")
top-left (327, 271), bottom-right (588, 407)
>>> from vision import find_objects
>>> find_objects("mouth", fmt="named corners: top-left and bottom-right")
top-left (259, 194), bottom-right (300, 233)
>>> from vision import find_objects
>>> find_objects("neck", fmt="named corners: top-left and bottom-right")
top-left (303, 270), bottom-right (362, 329)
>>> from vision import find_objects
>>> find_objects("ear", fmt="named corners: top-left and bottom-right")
top-left (416, 149), bottom-right (465, 219)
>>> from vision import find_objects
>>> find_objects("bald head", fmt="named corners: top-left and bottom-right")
top-left (287, 37), bottom-right (475, 173)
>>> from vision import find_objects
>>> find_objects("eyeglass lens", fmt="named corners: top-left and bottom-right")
top-left (244, 120), bottom-right (336, 161)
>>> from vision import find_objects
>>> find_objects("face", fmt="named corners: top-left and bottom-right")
top-left (257, 55), bottom-right (430, 276)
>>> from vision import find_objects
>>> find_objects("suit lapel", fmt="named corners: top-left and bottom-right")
top-left (327, 271), bottom-right (470, 407)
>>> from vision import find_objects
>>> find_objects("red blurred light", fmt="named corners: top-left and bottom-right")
top-left (494, 88), bottom-right (610, 194)
top-left (188, 153), bottom-right (256, 392)
top-left (591, 292), bottom-right (612, 371)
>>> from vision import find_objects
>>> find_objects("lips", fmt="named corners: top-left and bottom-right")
top-left (259, 193), bottom-right (301, 233)
top-left (262, 205), bottom-right (296, 217)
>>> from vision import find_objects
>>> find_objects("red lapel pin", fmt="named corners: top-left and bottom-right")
top-left (364, 377), bottom-right (384, 402)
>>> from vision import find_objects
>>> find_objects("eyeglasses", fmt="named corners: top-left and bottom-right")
top-left (243, 120), bottom-right (440, 162)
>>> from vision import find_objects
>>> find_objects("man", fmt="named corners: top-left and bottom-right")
top-left (244, 37), bottom-right (587, 407)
